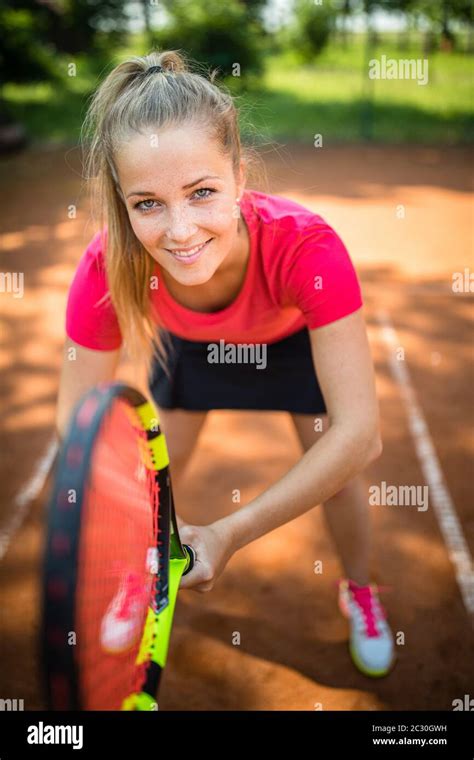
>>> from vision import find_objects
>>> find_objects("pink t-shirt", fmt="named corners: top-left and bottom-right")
top-left (65, 189), bottom-right (363, 349)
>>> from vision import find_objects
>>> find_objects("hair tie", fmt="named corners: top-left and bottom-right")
top-left (143, 64), bottom-right (165, 77)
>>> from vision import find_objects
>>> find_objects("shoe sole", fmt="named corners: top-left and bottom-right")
top-left (349, 640), bottom-right (396, 678)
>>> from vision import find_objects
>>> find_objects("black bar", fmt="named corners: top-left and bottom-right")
top-left (0, 711), bottom-right (472, 757)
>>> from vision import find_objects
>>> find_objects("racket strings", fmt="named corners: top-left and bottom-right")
top-left (150, 475), bottom-right (167, 610)
top-left (73, 399), bottom-right (161, 709)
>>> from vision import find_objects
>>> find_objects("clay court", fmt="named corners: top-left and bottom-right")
top-left (0, 142), bottom-right (472, 710)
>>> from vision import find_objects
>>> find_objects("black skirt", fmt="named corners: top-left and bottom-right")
top-left (147, 328), bottom-right (327, 414)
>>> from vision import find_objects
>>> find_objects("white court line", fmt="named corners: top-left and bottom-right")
top-left (0, 436), bottom-right (58, 561)
top-left (377, 310), bottom-right (474, 622)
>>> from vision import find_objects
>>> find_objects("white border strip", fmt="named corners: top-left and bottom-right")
top-left (0, 436), bottom-right (58, 561)
top-left (377, 310), bottom-right (474, 620)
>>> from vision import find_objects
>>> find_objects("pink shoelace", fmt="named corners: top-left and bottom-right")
top-left (336, 578), bottom-right (392, 638)
top-left (350, 583), bottom-right (383, 637)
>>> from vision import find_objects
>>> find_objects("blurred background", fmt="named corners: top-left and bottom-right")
top-left (0, 0), bottom-right (473, 148)
top-left (0, 0), bottom-right (472, 711)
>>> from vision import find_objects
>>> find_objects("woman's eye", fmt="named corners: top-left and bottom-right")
top-left (135, 199), bottom-right (157, 213)
top-left (134, 188), bottom-right (216, 213)
top-left (193, 187), bottom-right (216, 200)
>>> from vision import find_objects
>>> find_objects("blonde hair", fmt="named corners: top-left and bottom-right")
top-left (81, 49), bottom-right (265, 382)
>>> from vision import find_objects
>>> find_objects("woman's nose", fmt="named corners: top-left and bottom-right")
top-left (164, 206), bottom-right (198, 241)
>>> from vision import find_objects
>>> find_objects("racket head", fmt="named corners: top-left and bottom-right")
top-left (40, 382), bottom-right (188, 710)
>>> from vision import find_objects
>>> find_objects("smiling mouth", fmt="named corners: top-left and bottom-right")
top-left (166, 238), bottom-right (213, 260)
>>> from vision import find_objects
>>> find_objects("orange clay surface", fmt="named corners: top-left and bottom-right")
top-left (0, 143), bottom-right (472, 710)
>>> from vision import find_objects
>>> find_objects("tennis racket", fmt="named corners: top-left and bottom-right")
top-left (41, 381), bottom-right (195, 710)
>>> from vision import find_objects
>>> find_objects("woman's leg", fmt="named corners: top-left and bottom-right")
top-left (290, 412), bottom-right (395, 677)
top-left (158, 407), bottom-right (208, 477)
top-left (290, 412), bottom-right (371, 586)
top-left (157, 407), bottom-right (208, 527)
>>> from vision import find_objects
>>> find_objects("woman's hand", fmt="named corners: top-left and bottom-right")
top-left (178, 520), bottom-right (235, 593)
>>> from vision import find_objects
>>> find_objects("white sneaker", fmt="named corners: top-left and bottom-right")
top-left (338, 578), bottom-right (396, 677)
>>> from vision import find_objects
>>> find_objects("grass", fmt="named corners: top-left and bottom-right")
top-left (238, 37), bottom-right (473, 145)
top-left (3, 33), bottom-right (473, 147)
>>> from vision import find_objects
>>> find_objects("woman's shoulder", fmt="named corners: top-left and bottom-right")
top-left (80, 227), bottom-right (109, 272)
top-left (243, 190), bottom-right (362, 325)
top-left (243, 189), bottom-right (341, 273)
top-left (243, 188), bottom-right (328, 235)
top-left (67, 226), bottom-right (111, 307)
top-left (65, 226), bottom-right (121, 350)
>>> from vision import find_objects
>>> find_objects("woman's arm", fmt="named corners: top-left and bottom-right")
top-left (56, 337), bottom-right (121, 441)
top-left (215, 307), bottom-right (382, 552)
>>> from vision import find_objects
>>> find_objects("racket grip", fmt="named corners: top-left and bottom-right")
top-left (182, 544), bottom-right (196, 575)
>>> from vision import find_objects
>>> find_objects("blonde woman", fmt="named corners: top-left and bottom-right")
top-left (57, 51), bottom-right (395, 678)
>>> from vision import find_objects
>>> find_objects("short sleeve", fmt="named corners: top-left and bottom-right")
top-left (284, 223), bottom-right (363, 329)
top-left (65, 231), bottom-right (123, 350)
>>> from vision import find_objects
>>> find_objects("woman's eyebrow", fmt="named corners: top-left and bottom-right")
top-left (126, 175), bottom-right (221, 199)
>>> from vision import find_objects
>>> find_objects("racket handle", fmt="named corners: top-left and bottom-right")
top-left (182, 544), bottom-right (196, 575)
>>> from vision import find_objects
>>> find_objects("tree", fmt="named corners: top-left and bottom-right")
top-left (157, 0), bottom-right (265, 82)
top-left (374, 0), bottom-right (419, 49)
top-left (385, 0), bottom-right (474, 51)
top-left (239, 0), bottom-right (268, 26)
top-left (293, 0), bottom-right (337, 62)
top-left (0, 0), bottom-right (129, 151)
top-left (340, 0), bottom-right (355, 47)
top-left (0, 0), bottom-right (129, 84)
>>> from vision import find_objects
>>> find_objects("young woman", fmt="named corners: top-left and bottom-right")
top-left (58, 51), bottom-right (395, 678)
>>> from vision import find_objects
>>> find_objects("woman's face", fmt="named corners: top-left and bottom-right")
top-left (115, 125), bottom-right (246, 287)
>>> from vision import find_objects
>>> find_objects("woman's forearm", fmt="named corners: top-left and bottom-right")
top-left (217, 424), bottom-right (382, 552)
